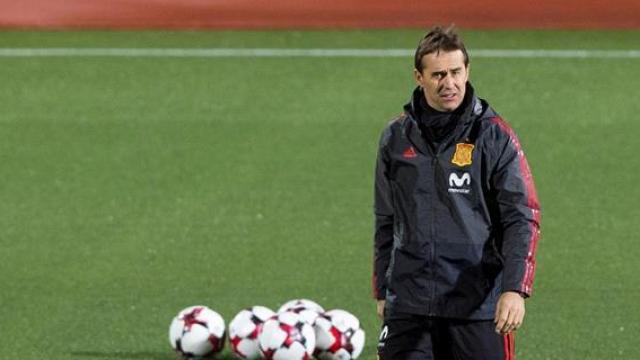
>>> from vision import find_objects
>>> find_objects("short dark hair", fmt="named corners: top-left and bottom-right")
top-left (414, 25), bottom-right (469, 73)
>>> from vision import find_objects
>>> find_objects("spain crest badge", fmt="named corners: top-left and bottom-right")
top-left (451, 143), bottom-right (475, 167)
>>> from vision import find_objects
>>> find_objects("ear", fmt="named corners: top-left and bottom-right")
top-left (414, 68), bottom-right (423, 86)
top-left (464, 63), bottom-right (471, 81)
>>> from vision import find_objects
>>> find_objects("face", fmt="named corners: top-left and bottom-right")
top-left (414, 50), bottom-right (469, 112)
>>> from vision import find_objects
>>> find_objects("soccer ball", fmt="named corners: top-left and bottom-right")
top-left (277, 299), bottom-right (325, 326)
top-left (258, 311), bottom-right (316, 360)
top-left (314, 309), bottom-right (365, 360)
top-left (169, 305), bottom-right (226, 359)
top-left (229, 306), bottom-right (276, 359)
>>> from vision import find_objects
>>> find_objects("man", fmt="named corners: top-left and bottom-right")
top-left (373, 25), bottom-right (541, 359)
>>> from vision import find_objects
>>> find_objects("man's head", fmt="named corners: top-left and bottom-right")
top-left (414, 25), bottom-right (470, 112)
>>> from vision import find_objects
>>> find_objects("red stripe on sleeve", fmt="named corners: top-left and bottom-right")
top-left (492, 116), bottom-right (541, 295)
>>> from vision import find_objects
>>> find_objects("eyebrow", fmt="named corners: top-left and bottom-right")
top-left (431, 67), bottom-right (463, 76)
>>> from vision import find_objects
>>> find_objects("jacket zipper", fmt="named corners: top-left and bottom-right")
top-left (416, 124), bottom-right (440, 317)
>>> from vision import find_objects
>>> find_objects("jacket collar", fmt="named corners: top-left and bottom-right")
top-left (402, 82), bottom-right (484, 155)
top-left (404, 82), bottom-right (480, 124)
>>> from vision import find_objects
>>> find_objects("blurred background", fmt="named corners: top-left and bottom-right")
top-left (1, 1), bottom-right (639, 359)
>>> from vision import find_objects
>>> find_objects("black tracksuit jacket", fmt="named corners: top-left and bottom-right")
top-left (373, 84), bottom-right (541, 320)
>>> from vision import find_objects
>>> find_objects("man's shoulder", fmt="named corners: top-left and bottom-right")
top-left (378, 112), bottom-right (409, 145)
top-left (388, 111), bottom-right (410, 127)
top-left (476, 112), bottom-right (522, 145)
top-left (469, 98), bottom-right (513, 138)
top-left (470, 111), bottom-right (526, 159)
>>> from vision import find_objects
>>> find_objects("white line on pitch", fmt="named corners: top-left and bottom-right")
top-left (0, 48), bottom-right (639, 58)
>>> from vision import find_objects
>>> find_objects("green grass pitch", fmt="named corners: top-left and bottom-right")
top-left (1, 29), bottom-right (639, 359)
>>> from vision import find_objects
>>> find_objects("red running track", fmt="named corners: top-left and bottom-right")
top-left (1, 0), bottom-right (639, 29)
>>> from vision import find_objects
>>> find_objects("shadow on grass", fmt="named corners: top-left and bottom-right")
top-left (68, 351), bottom-right (238, 360)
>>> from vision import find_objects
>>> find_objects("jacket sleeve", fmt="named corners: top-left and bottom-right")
top-left (490, 118), bottom-right (541, 297)
top-left (373, 127), bottom-right (394, 300)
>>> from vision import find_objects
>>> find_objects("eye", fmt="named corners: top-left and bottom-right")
top-left (432, 72), bottom-right (446, 79)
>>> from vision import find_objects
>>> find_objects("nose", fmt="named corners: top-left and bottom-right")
top-left (442, 72), bottom-right (455, 87)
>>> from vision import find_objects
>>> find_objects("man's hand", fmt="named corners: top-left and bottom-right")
top-left (377, 300), bottom-right (385, 319)
top-left (494, 291), bottom-right (525, 335)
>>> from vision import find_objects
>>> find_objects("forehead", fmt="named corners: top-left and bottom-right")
top-left (420, 49), bottom-right (466, 71)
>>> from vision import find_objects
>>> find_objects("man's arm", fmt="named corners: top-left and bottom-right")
top-left (373, 128), bottom-right (394, 318)
top-left (490, 117), bottom-right (541, 333)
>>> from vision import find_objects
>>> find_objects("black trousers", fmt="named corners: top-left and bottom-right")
top-left (377, 313), bottom-right (515, 360)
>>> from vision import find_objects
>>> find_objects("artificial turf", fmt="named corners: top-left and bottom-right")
top-left (1, 30), bottom-right (639, 359)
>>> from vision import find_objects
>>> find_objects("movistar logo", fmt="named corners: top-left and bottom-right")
top-left (448, 172), bottom-right (471, 194)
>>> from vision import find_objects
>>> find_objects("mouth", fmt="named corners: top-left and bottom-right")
top-left (440, 92), bottom-right (457, 101)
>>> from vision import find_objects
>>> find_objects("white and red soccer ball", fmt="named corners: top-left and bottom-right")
top-left (168, 301), bottom-right (364, 360)
top-left (229, 306), bottom-right (276, 359)
top-left (277, 299), bottom-right (325, 326)
top-left (169, 305), bottom-right (226, 359)
top-left (314, 309), bottom-right (365, 360)
top-left (258, 311), bottom-right (316, 360)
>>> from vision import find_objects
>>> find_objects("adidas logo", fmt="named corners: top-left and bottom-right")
top-left (403, 146), bottom-right (417, 159)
